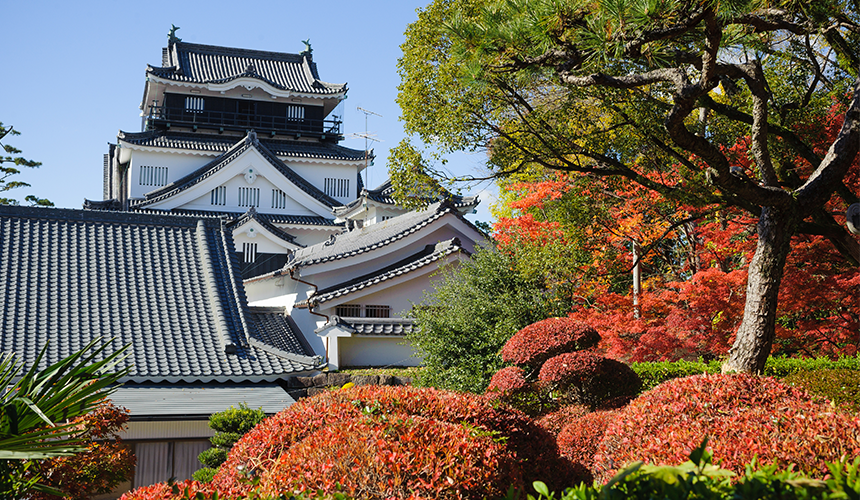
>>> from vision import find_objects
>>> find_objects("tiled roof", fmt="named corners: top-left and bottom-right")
top-left (131, 131), bottom-right (340, 209)
top-left (316, 317), bottom-right (415, 337)
top-left (308, 239), bottom-right (464, 305)
top-left (0, 205), bottom-right (323, 384)
top-left (290, 201), bottom-right (459, 268)
top-left (149, 41), bottom-right (345, 96)
top-left (228, 208), bottom-right (303, 247)
top-left (332, 179), bottom-right (479, 217)
top-left (117, 130), bottom-right (368, 161)
top-left (132, 207), bottom-right (342, 227)
top-left (110, 383), bottom-right (296, 418)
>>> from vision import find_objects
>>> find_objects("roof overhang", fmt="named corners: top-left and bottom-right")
top-left (146, 74), bottom-right (347, 102)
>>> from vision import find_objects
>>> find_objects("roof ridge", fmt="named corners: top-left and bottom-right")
top-left (172, 41), bottom-right (306, 63)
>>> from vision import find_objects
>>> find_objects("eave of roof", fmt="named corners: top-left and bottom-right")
top-left (228, 208), bottom-right (303, 247)
top-left (291, 201), bottom-right (460, 269)
top-left (314, 317), bottom-right (415, 337)
top-left (331, 179), bottom-right (480, 217)
top-left (117, 130), bottom-right (369, 162)
top-left (302, 239), bottom-right (465, 307)
top-left (130, 207), bottom-right (342, 228)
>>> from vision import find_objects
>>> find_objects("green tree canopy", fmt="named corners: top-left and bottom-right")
top-left (408, 246), bottom-right (574, 393)
top-left (0, 123), bottom-right (52, 206)
top-left (393, 0), bottom-right (860, 373)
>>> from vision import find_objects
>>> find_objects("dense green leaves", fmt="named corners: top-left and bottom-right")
top-left (0, 122), bottom-right (52, 206)
top-left (408, 247), bottom-right (574, 393)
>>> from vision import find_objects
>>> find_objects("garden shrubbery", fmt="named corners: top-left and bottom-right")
top-left (595, 373), bottom-right (860, 481)
top-left (783, 369), bottom-right (860, 411)
top-left (124, 385), bottom-right (578, 500)
top-left (489, 317), bottom-right (641, 412)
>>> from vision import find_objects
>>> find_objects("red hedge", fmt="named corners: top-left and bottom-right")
top-left (486, 366), bottom-right (529, 395)
top-left (206, 386), bottom-right (582, 496)
top-left (557, 411), bottom-right (617, 475)
top-left (595, 373), bottom-right (860, 481)
top-left (257, 415), bottom-right (521, 499)
top-left (536, 404), bottom-right (590, 436)
top-left (501, 318), bottom-right (600, 367)
top-left (538, 352), bottom-right (641, 408)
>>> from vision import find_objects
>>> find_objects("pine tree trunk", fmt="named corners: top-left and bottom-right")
top-left (722, 206), bottom-right (796, 374)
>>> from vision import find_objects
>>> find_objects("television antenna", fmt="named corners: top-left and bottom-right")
top-left (350, 106), bottom-right (382, 187)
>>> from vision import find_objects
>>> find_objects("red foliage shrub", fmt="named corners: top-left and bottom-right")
top-left (486, 366), bottom-right (529, 395)
top-left (538, 352), bottom-right (641, 408)
top-left (211, 396), bottom-right (362, 497)
top-left (501, 318), bottom-right (600, 367)
top-left (120, 480), bottom-right (209, 500)
top-left (557, 411), bottom-right (617, 474)
top-left (536, 404), bottom-right (590, 436)
top-left (257, 415), bottom-right (522, 499)
top-left (207, 386), bottom-right (582, 497)
top-left (595, 373), bottom-right (860, 481)
top-left (33, 403), bottom-right (136, 500)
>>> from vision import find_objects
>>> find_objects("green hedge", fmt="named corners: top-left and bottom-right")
top-left (632, 356), bottom-right (860, 391)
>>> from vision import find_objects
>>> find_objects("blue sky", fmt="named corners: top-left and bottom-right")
top-left (2, 0), bottom-right (497, 223)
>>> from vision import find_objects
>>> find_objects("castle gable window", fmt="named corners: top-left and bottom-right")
top-left (238, 187), bottom-right (260, 207)
top-left (210, 186), bottom-right (227, 206)
top-left (324, 178), bottom-right (349, 198)
top-left (140, 166), bottom-right (168, 187)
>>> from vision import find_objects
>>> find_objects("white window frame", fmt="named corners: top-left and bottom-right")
top-left (324, 178), bottom-right (350, 198)
top-left (238, 187), bottom-right (260, 207)
top-left (210, 186), bottom-right (227, 206)
top-left (139, 165), bottom-right (168, 187)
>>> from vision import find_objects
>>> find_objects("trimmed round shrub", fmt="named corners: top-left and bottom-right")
top-left (595, 373), bottom-right (860, 481)
top-left (197, 447), bottom-right (227, 469)
top-left (257, 416), bottom-right (521, 499)
top-left (486, 366), bottom-right (529, 396)
top-left (557, 411), bottom-right (617, 475)
top-left (539, 352), bottom-right (642, 408)
top-left (209, 385), bottom-right (582, 496)
top-left (783, 369), bottom-right (860, 412)
top-left (501, 318), bottom-right (600, 367)
top-left (536, 404), bottom-right (590, 436)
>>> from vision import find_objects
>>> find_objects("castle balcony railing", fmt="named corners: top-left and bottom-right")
top-left (145, 105), bottom-right (343, 140)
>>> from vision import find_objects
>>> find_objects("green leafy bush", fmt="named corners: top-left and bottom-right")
top-left (596, 373), bottom-right (860, 481)
top-left (196, 448), bottom-right (227, 469)
top-left (764, 356), bottom-right (860, 377)
top-left (194, 403), bottom-right (267, 482)
top-left (783, 369), bottom-right (860, 411)
top-left (631, 359), bottom-right (719, 391)
top-left (189, 467), bottom-right (216, 484)
top-left (408, 247), bottom-right (574, 393)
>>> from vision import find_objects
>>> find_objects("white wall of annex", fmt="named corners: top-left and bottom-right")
top-left (337, 337), bottom-right (422, 368)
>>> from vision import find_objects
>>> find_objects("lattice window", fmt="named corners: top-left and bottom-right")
top-left (238, 187), bottom-right (260, 207)
top-left (324, 178), bottom-right (350, 198)
top-left (139, 165), bottom-right (168, 187)
top-left (365, 305), bottom-right (391, 318)
top-left (272, 189), bottom-right (287, 209)
top-left (185, 96), bottom-right (204, 113)
top-left (335, 304), bottom-right (362, 317)
top-left (242, 242), bottom-right (258, 263)
top-left (210, 186), bottom-right (227, 206)
top-left (286, 104), bottom-right (304, 121)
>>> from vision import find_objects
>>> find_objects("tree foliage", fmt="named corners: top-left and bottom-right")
top-left (393, 0), bottom-right (860, 373)
top-left (0, 339), bottom-right (130, 497)
top-left (0, 122), bottom-right (52, 206)
top-left (407, 247), bottom-right (574, 393)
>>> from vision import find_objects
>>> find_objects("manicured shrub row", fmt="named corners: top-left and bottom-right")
top-left (536, 404), bottom-right (590, 436)
top-left (257, 416), bottom-right (520, 499)
top-left (632, 356), bottom-right (860, 391)
top-left (783, 369), bottom-right (860, 411)
top-left (500, 318), bottom-right (600, 367)
top-left (557, 411), bottom-right (617, 472)
top-left (123, 386), bottom-right (579, 500)
top-left (595, 373), bottom-right (860, 481)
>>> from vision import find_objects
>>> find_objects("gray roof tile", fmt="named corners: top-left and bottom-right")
top-left (308, 239), bottom-right (464, 305)
top-left (291, 201), bottom-right (459, 268)
top-left (117, 130), bottom-right (368, 161)
top-left (130, 207), bottom-right (341, 227)
top-left (319, 318), bottom-right (415, 337)
top-left (0, 206), bottom-right (324, 383)
top-left (149, 41), bottom-right (345, 95)
top-left (332, 179), bottom-right (478, 217)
